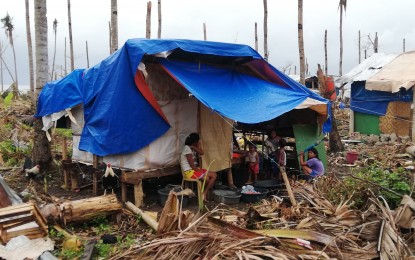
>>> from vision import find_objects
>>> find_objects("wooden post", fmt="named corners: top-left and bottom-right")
top-left (92, 155), bottom-right (98, 196)
top-left (146, 1), bottom-right (152, 39)
top-left (62, 137), bottom-right (69, 190)
top-left (203, 23), bottom-right (207, 40)
top-left (324, 30), bottom-right (328, 76)
top-left (254, 22), bottom-right (258, 51)
top-left (121, 170), bottom-right (127, 202)
top-left (157, 0), bottom-right (162, 39)
top-left (349, 109), bottom-right (355, 136)
top-left (263, 0), bottom-right (268, 61)
top-left (358, 30), bottom-right (361, 63)
top-left (121, 182), bottom-right (127, 203)
top-left (134, 181), bottom-right (144, 207)
top-left (227, 168), bottom-right (234, 187)
top-left (281, 170), bottom-right (297, 206)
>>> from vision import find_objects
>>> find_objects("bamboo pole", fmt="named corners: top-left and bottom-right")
top-left (263, 0), bottom-right (268, 61)
top-left (85, 41), bottom-right (89, 68)
top-left (281, 170), bottom-right (297, 206)
top-left (203, 23), bottom-right (207, 40)
top-left (358, 30), bottom-right (361, 63)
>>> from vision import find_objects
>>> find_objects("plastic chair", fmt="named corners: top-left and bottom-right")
top-left (181, 174), bottom-right (204, 210)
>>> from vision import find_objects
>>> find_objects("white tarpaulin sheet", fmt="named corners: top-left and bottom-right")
top-left (337, 53), bottom-right (398, 85)
top-left (72, 98), bottom-right (198, 170)
top-left (366, 51), bottom-right (415, 93)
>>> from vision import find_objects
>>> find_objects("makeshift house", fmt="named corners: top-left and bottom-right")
top-left (337, 52), bottom-right (414, 136)
top-left (36, 39), bottom-right (331, 204)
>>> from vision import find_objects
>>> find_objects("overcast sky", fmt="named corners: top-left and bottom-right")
top-left (0, 0), bottom-right (414, 88)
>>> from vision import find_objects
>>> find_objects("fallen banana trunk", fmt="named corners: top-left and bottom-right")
top-left (40, 194), bottom-right (122, 226)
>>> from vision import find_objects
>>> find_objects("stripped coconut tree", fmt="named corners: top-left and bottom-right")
top-left (111, 0), bottom-right (118, 53)
top-left (67, 0), bottom-right (74, 71)
top-left (263, 0), bottom-right (268, 61)
top-left (51, 18), bottom-right (58, 81)
top-left (146, 1), bottom-right (152, 39)
top-left (25, 0), bottom-right (35, 103)
top-left (338, 0), bottom-right (347, 76)
top-left (298, 0), bottom-right (305, 85)
top-left (157, 0), bottom-right (162, 39)
top-left (33, 0), bottom-right (52, 167)
top-left (1, 13), bottom-right (19, 98)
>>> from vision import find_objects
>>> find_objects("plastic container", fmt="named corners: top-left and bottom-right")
top-left (346, 151), bottom-right (359, 164)
top-left (239, 188), bottom-right (269, 203)
top-left (213, 190), bottom-right (241, 204)
top-left (157, 187), bottom-right (189, 207)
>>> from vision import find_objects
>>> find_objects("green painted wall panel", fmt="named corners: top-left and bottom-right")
top-left (292, 124), bottom-right (327, 169)
top-left (354, 112), bottom-right (380, 135)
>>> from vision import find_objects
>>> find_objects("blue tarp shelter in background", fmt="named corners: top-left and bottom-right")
top-left (351, 81), bottom-right (413, 116)
top-left (36, 39), bottom-right (330, 156)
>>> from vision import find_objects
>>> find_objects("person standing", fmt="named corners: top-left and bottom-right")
top-left (245, 144), bottom-right (259, 184)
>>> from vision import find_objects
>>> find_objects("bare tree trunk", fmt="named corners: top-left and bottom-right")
top-left (157, 0), bottom-right (162, 39)
top-left (34, 0), bottom-right (52, 167)
top-left (67, 0), bottom-right (74, 71)
top-left (263, 0), bottom-right (268, 61)
top-left (25, 0), bottom-right (35, 103)
top-left (403, 38), bottom-right (406, 52)
top-left (51, 19), bottom-right (57, 81)
top-left (339, 5), bottom-right (343, 76)
top-left (0, 42), bottom-right (3, 91)
top-left (358, 30), bottom-right (361, 63)
top-left (374, 32), bottom-right (378, 53)
top-left (9, 31), bottom-right (19, 98)
top-left (111, 0), bottom-right (118, 53)
top-left (64, 37), bottom-right (67, 75)
top-left (254, 22), bottom-right (258, 51)
top-left (317, 64), bottom-right (344, 152)
top-left (324, 30), bottom-right (328, 76)
top-left (146, 1), bottom-right (152, 39)
top-left (298, 0), bottom-right (305, 84)
top-left (203, 23), bottom-right (207, 40)
top-left (86, 41), bottom-right (89, 68)
top-left (108, 21), bottom-right (112, 53)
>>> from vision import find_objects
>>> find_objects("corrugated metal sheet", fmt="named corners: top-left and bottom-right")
top-left (337, 53), bottom-right (398, 85)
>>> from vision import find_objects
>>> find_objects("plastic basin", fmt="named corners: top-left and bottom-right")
top-left (239, 188), bottom-right (269, 203)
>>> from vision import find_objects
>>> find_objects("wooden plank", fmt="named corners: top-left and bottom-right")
top-left (1, 215), bottom-right (34, 228)
top-left (121, 166), bottom-right (181, 184)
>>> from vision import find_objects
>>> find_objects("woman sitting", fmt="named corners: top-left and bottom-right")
top-left (180, 133), bottom-right (217, 202)
top-left (299, 148), bottom-right (324, 181)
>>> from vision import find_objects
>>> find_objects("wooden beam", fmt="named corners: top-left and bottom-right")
top-left (120, 166), bottom-right (181, 184)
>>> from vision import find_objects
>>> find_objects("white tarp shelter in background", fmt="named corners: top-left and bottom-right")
top-left (366, 51), bottom-right (415, 92)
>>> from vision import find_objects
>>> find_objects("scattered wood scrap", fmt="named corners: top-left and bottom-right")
top-left (0, 202), bottom-right (48, 244)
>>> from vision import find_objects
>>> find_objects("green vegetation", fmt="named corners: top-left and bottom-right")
top-left (317, 164), bottom-right (413, 209)
top-left (3, 92), bottom-right (13, 108)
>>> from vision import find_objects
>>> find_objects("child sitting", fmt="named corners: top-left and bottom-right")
top-left (245, 144), bottom-right (259, 184)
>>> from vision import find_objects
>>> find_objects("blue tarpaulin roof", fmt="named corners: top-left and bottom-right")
top-left (350, 81), bottom-right (412, 116)
top-left (36, 38), bottom-right (330, 156)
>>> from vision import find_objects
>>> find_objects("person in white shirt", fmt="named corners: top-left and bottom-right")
top-left (180, 133), bottom-right (217, 202)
